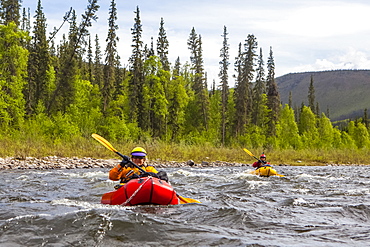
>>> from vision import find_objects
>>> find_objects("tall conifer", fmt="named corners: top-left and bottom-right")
top-left (252, 47), bottom-right (266, 126)
top-left (234, 34), bottom-right (257, 136)
top-left (266, 46), bottom-right (280, 136)
top-left (308, 75), bottom-right (316, 114)
top-left (0, 0), bottom-right (21, 26)
top-left (94, 34), bottom-right (103, 88)
top-left (102, 0), bottom-right (119, 113)
top-left (233, 42), bottom-right (244, 136)
top-left (157, 17), bottom-right (170, 71)
top-left (187, 28), bottom-right (209, 131)
top-left (219, 26), bottom-right (229, 145)
top-left (128, 6), bottom-right (146, 128)
top-left (26, 0), bottom-right (51, 116)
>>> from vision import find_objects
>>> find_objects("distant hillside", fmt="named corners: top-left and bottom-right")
top-left (276, 70), bottom-right (370, 121)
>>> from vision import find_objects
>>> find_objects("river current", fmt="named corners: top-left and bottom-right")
top-left (1, 165), bottom-right (369, 246)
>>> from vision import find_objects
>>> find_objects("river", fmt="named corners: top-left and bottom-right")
top-left (1, 165), bottom-right (369, 246)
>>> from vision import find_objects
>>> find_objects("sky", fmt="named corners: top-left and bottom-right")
top-left (21, 0), bottom-right (370, 87)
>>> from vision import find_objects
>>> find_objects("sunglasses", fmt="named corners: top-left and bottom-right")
top-left (132, 156), bottom-right (145, 159)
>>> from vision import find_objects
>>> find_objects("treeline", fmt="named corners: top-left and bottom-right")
top-left (0, 0), bottom-right (369, 151)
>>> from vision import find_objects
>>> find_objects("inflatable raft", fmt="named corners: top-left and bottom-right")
top-left (250, 166), bottom-right (284, 177)
top-left (101, 176), bottom-right (180, 206)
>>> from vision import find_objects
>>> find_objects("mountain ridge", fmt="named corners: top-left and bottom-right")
top-left (275, 69), bottom-right (370, 121)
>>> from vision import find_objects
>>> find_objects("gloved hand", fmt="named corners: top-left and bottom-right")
top-left (120, 155), bottom-right (131, 167)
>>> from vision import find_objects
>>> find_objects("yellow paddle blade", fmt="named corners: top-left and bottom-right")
top-left (92, 133), bottom-right (118, 153)
top-left (243, 148), bottom-right (255, 157)
top-left (178, 195), bottom-right (201, 204)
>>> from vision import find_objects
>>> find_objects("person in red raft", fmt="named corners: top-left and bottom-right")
top-left (252, 153), bottom-right (271, 169)
top-left (109, 147), bottom-right (168, 184)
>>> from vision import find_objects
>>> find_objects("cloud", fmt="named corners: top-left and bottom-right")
top-left (285, 48), bottom-right (370, 74)
top-left (261, 3), bottom-right (370, 38)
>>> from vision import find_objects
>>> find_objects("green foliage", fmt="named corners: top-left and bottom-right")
top-left (298, 106), bottom-right (319, 148)
top-left (0, 22), bottom-right (29, 129)
top-left (350, 121), bottom-right (370, 149)
top-left (276, 105), bottom-right (301, 149)
top-left (247, 125), bottom-right (266, 148)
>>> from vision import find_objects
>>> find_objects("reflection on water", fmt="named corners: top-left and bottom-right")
top-left (1, 165), bottom-right (370, 246)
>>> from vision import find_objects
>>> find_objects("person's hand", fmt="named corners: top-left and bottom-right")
top-left (120, 155), bottom-right (131, 167)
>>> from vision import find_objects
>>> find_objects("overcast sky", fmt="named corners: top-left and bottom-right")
top-left (21, 0), bottom-right (370, 87)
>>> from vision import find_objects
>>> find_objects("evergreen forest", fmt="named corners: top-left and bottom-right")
top-left (1, 0), bottom-right (369, 163)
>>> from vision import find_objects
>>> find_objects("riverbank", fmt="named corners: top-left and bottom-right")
top-left (3, 135), bottom-right (370, 166)
top-left (0, 156), bottom-right (367, 170)
top-left (0, 156), bottom-right (249, 170)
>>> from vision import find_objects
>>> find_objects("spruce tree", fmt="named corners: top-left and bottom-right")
top-left (233, 42), bottom-right (244, 136)
top-left (308, 75), bottom-right (316, 114)
top-left (26, 0), bottom-right (52, 116)
top-left (21, 6), bottom-right (31, 33)
top-left (128, 6), bottom-right (146, 128)
top-left (234, 34), bottom-right (257, 136)
top-left (102, 0), bottom-right (119, 113)
top-left (0, 0), bottom-right (21, 26)
top-left (266, 46), bottom-right (280, 136)
top-left (172, 56), bottom-right (181, 79)
top-left (219, 25), bottom-right (229, 145)
top-left (94, 34), bottom-right (103, 88)
top-left (252, 47), bottom-right (266, 126)
top-left (363, 108), bottom-right (368, 129)
top-left (187, 28), bottom-right (209, 131)
top-left (86, 34), bottom-right (93, 83)
top-left (157, 17), bottom-right (170, 71)
top-left (288, 91), bottom-right (292, 108)
top-left (149, 37), bottom-right (155, 57)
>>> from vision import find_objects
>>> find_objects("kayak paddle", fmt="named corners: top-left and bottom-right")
top-left (92, 133), bottom-right (201, 203)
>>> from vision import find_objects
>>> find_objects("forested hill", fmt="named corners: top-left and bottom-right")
top-left (276, 70), bottom-right (370, 121)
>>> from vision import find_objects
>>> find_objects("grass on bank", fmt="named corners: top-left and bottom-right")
top-left (1, 135), bottom-right (370, 166)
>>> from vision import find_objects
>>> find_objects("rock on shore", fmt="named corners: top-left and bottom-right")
top-left (0, 156), bottom-right (249, 170)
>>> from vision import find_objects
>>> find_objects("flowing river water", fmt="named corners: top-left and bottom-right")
top-left (1, 165), bottom-right (369, 246)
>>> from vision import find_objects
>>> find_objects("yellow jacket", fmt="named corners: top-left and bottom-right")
top-left (109, 164), bottom-right (158, 181)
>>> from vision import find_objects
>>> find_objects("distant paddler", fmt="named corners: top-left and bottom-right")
top-left (243, 148), bottom-right (284, 177)
top-left (252, 153), bottom-right (271, 169)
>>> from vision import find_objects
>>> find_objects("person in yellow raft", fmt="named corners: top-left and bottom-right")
top-left (109, 147), bottom-right (168, 184)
